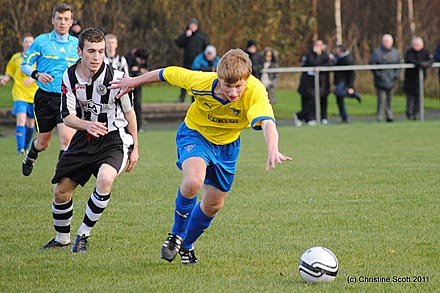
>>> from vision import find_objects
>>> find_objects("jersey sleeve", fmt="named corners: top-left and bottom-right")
top-left (5, 54), bottom-right (17, 78)
top-left (159, 66), bottom-right (200, 95)
top-left (60, 70), bottom-right (77, 119)
top-left (246, 78), bottom-right (275, 130)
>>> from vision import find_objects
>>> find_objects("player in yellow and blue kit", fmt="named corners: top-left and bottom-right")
top-left (1, 34), bottom-right (38, 155)
top-left (110, 49), bottom-right (292, 265)
top-left (20, 3), bottom-right (79, 176)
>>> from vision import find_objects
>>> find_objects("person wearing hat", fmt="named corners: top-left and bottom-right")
top-left (244, 39), bottom-right (264, 80)
top-left (191, 45), bottom-right (220, 72)
top-left (175, 18), bottom-right (209, 102)
top-left (69, 19), bottom-right (82, 38)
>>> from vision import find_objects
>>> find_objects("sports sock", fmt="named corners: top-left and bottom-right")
top-left (16, 125), bottom-right (26, 152)
top-left (76, 189), bottom-right (110, 237)
top-left (53, 200), bottom-right (73, 245)
top-left (171, 188), bottom-right (197, 239)
top-left (182, 202), bottom-right (214, 249)
top-left (27, 139), bottom-right (39, 160)
top-left (24, 126), bottom-right (34, 150)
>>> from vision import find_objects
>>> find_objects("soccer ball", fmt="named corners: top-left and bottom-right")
top-left (298, 246), bottom-right (338, 283)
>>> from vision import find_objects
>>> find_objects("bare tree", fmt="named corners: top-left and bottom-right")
top-left (396, 0), bottom-right (403, 53)
top-left (335, 0), bottom-right (342, 44)
top-left (408, 0), bottom-right (415, 37)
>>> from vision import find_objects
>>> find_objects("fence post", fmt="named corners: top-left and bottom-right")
top-left (314, 68), bottom-right (321, 124)
top-left (418, 67), bottom-right (424, 121)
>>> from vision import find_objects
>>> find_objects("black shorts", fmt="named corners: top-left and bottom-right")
top-left (52, 130), bottom-right (131, 186)
top-left (34, 89), bottom-right (63, 133)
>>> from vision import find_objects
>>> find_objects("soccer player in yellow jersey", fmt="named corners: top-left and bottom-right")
top-left (1, 34), bottom-right (38, 155)
top-left (110, 49), bottom-right (291, 264)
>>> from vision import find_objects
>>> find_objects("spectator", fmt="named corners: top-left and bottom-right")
top-left (369, 34), bottom-right (401, 122)
top-left (260, 47), bottom-right (280, 104)
top-left (191, 45), bottom-right (220, 72)
top-left (175, 18), bottom-right (209, 102)
top-left (294, 40), bottom-right (332, 126)
top-left (244, 39), bottom-right (264, 80)
top-left (69, 19), bottom-right (82, 38)
top-left (20, 3), bottom-right (79, 176)
top-left (403, 37), bottom-right (433, 120)
top-left (333, 44), bottom-right (362, 123)
top-left (434, 42), bottom-right (440, 82)
top-left (126, 48), bottom-right (149, 131)
top-left (104, 34), bottom-right (129, 75)
top-left (0, 33), bottom-right (38, 155)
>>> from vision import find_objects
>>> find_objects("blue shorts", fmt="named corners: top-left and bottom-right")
top-left (12, 100), bottom-right (34, 118)
top-left (176, 122), bottom-right (240, 192)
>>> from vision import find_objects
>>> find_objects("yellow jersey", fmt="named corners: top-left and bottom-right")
top-left (160, 66), bottom-right (275, 145)
top-left (5, 52), bottom-right (38, 103)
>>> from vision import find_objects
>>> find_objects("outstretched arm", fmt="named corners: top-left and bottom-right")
top-left (109, 68), bottom-right (163, 98)
top-left (261, 119), bottom-right (292, 172)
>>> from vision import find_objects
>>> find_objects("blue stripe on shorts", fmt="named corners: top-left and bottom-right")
top-left (175, 122), bottom-right (240, 192)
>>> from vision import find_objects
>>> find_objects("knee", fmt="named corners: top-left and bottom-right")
top-left (181, 178), bottom-right (203, 197)
top-left (53, 185), bottom-right (73, 204)
top-left (36, 139), bottom-right (50, 151)
top-left (202, 200), bottom-right (224, 217)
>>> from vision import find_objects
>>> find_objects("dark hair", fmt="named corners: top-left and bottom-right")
top-left (134, 48), bottom-right (148, 60)
top-left (336, 44), bottom-right (346, 52)
top-left (52, 3), bottom-right (74, 18)
top-left (78, 28), bottom-right (105, 50)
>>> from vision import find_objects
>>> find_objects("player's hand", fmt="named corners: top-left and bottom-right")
top-left (86, 121), bottom-right (108, 138)
top-left (23, 77), bottom-right (35, 87)
top-left (0, 79), bottom-right (7, 86)
top-left (265, 151), bottom-right (292, 173)
top-left (126, 146), bottom-right (138, 173)
top-left (38, 73), bottom-right (54, 84)
top-left (109, 77), bottom-right (134, 99)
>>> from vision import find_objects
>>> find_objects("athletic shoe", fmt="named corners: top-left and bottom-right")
top-left (180, 247), bottom-right (198, 265)
top-left (22, 155), bottom-right (35, 176)
top-left (293, 114), bottom-right (302, 127)
top-left (18, 149), bottom-right (26, 156)
top-left (39, 238), bottom-right (70, 250)
top-left (321, 119), bottom-right (329, 125)
top-left (161, 233), bottom-right (182, 262)
top-left (71, 234), bottom-right (88, 253)
top-left (307, 120), bottom-right (317, 126)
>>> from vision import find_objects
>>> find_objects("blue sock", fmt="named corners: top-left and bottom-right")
top-left (182, 202), bottom-right (214, 249)
top-left (171, 188), bottom-right (197, 239)
top-left (24, 126), bottom-right (35, 150)
top-left (16, 125), bottom-right (26, 152)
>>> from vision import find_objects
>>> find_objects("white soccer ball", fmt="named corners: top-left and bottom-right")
top-left (298, 246), bottom-right (338, 283)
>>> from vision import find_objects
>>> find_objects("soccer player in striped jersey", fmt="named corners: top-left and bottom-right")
top-left (39, 28), bottom-right (139, 253)
top-left (20, 3), bottom-right (79, 176)
top-left (110, 49), bottom-right (291, 264)
top-left (1, 33), bottom-right (38, 155)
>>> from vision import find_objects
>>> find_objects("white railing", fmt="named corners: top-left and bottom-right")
top-left (263, 62), bottom-right (440, 123)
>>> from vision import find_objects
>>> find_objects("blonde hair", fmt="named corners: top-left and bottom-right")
top-left (217, 49), bottom-right (252, 83)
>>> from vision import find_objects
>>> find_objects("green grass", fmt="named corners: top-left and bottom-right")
top-left (0, 120), bottom-right (439, 291)
top-left (1, 83), bottom-right (439, 120)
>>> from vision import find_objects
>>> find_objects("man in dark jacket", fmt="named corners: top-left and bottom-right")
top-left (175, 18), bottom-right (209, 102)
top-left (294, 40), bottom-right (332, 126)
top-left (333, 45), bottom-right (362, 123)
top-left (369, 34), bottom-right (401, 122)
top-left (244, 40), bottom-right (264, 80)
top-left (403, 37), bottom-right (433, 120)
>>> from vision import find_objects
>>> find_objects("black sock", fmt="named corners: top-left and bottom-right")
top-left (28, 139), bottom-right (39, 160)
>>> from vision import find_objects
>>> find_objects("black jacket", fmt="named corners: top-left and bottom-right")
top-left (403, 47), bottom-right (433, 96)
top-left (175, 29), bottom-right (209, 69)
top-left (298, 48), bottom-right (332, 97)
top-left (334, 50), bottom-right (355, 88)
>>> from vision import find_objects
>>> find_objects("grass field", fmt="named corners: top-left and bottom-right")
top-left (0, 119), bottom-right (439, 291)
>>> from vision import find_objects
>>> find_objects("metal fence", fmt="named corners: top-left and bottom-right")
top-left (263, 62), bottom-right (440, 124)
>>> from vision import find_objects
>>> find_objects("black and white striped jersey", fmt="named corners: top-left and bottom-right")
top-left (61, 61), bottom-right (133, 134)
top-left (104, 54), bottom-right (129, 76)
